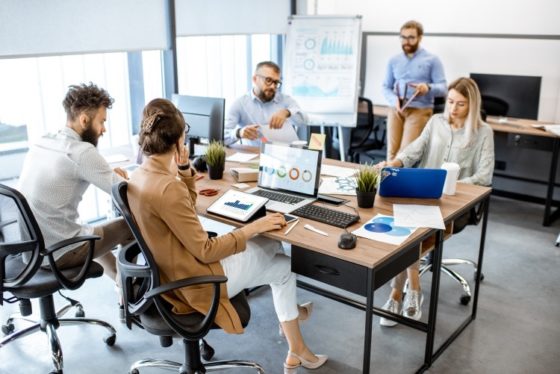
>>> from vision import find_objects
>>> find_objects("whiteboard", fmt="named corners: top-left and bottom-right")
top-left (283, 15), bottom-right (362, 127)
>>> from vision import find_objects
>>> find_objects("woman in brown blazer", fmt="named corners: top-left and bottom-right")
top-left (127, 98), bottom-right (327, 373)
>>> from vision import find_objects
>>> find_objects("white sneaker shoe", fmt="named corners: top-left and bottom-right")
top-left (379, 298), bottom-right (401, 327)
top-left (403, 289), bottom-right (424, 320)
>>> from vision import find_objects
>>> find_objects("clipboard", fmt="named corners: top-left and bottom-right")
top-left (207, 190), bottom-right (268, 222)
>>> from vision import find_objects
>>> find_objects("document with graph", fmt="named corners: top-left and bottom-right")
top-left (207, 190), bottom-right (268, 222)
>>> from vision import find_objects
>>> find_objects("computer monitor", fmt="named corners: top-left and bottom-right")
top-left (469, 73), bottom-right (542, 120)
top-left (171, 94), bottom-right (225, 143)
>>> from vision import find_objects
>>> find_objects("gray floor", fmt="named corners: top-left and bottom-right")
top-left (1, 196), bottom-right (559, 374)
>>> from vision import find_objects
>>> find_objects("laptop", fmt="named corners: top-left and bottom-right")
top-left (378, 167), bottom-right (447, 199)
top-left (246, 142), bottom-right (322, 213)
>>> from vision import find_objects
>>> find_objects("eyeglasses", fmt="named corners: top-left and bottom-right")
top-left (399, 35), bottom-right (417, 42)
top-left (257, 74), bottom-right (282, 88)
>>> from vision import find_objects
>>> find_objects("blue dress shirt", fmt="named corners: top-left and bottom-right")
top-left (382, 48), bottom-right (447, 109)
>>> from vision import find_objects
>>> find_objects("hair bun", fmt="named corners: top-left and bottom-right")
top-left (143, 110), bottom-right (165, 133)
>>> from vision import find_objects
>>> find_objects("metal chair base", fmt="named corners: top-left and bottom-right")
top-left (129, 358), bottom-right (265, 374)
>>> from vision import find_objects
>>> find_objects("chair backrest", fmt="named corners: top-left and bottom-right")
top-left (350, 97), bottom-right (385, 149)
top-left (0, 184), bottom-right (43, 302)
top-left (111, 181), bottom-right (159, 326)
top-left (481, 95), bottom-right (509, 117)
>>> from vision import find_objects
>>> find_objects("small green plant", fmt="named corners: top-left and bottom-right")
top-left (355, 164), bottom-right (380, 192)
top-left (205, 140), bottom-right (226, 168)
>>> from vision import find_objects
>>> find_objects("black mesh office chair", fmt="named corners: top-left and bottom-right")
top-left (347, 97), bottom-right (385, 163)
top-left (480, 95), bottom-right (509, 118)
top-left (0, 183), bottom-right (116, 374)
top-left (111, 181), bottom-right (264, 374)
top-left (417, 199), bottom-right (487, 305)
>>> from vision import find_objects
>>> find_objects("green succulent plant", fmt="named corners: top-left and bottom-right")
top-left (205, 140), bottom-right (226, 168)
top-left (355, 163), bottom-right (380, 192)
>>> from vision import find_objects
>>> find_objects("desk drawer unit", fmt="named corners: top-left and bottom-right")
top-left (291, 246), bottom-right (369, 296)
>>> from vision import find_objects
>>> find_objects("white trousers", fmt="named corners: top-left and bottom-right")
top-left (220, 236), bottom-right (298, 322)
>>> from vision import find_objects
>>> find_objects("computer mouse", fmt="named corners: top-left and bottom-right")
top-left (192, 155), bottom-right (207, 172)
top-left (338, 232), bottom-right (357, 250)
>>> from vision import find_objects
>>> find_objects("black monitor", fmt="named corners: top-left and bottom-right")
top-left (171, 94), bottom-right (225, 143)
top-left (469, 73), bottom-right (542, 120)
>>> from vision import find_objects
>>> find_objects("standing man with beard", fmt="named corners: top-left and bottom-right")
top-left (18, 83), bottom-right (132, 282)
top-left (382, 20), bottom-right (447, 161)
top-left (225, 61), bottom-right (307, 146)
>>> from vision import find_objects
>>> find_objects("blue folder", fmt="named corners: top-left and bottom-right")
top-left (378, 167), bottom-right (447, 199)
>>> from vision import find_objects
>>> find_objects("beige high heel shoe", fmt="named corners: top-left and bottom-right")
top-left (283, 351), bottom-right (328, 373)
top-left (279, 302), bottom-right (313, 337)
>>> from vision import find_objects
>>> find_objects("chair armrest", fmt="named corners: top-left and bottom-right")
top-left (43, 235), bottom-right (101, 255)
top-left (45, 235), bottom-right (100, 290)
top-left (0, 240), bottom-right (38, 256)
top-left (145, 275), bottom-right (227, 299)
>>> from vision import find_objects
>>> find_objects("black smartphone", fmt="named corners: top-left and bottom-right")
top-left (283, 214), bottom-right (298, 224)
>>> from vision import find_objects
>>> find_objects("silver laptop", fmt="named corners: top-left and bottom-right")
top-left (246, 142), bottom-right (322, 213)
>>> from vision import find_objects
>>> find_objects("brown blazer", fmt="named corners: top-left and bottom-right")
top-left (128, 156), bottom-right (247, 333)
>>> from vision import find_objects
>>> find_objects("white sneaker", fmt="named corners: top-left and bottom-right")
top-left (403, 289), bottom-right (424, 320)
top-left (379, 298), bottom-right (401, 327)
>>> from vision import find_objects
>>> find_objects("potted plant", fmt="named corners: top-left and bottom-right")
top-left (205, 140), bottom-right (226, 180)
top-left (355, 164), bottom-right (380, 208)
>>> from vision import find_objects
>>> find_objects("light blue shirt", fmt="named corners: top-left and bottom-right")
top-left (18, 127), bottom-right (122, 261)
top-left (382, 48), bottom-right (447, 109)
top-left (225, 90), bottom-right (307, 146)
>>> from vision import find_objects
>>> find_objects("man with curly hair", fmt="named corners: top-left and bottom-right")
top-left (18, 83), bottom-right (132, 282)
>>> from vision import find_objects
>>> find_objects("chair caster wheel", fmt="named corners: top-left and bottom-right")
top-left (2, 323), bottom-right (14, 335)
top-left (200, 339), bottom-right (215, 361)
top-left (460, 294), bottom-right (471, 305)
top-left (75, 307), bottom-right (85, 318)
top-left (474, 271), bottom-right (484, 281)
top-left (104, 334), bottom-right (116, 346)
top-left (129, 369), bottom-right (139, 374)
top-left (49, 370), bottom-right (62, 374)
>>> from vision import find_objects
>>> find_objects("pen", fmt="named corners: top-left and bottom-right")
top-left (284, 220), bottom-right (299, 235)
top-left (304, 224), bottom-right (329, 237)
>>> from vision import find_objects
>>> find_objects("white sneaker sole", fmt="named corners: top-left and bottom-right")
top-left (379, 317), bottom-right (398, 327)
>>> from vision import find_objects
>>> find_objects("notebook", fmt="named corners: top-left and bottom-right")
top-left (378, 167), bottom-right (447, 199)
top-left (246, 142), bottom-right (322, 213)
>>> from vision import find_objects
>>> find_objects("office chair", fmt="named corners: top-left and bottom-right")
top-left (111, 181), bottom-right (264, 374)
top-left (481, 95), bottom-right (509, 118)
top-left (0, 183), bottom-right (116, 374)
top-left (417, 199), bottom-right (487, 305)
top-left (347, 97), bottom-right (385, 163)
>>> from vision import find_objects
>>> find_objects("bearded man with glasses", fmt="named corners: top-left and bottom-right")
top-left (382, 20), bottom-right (447, 161)
top-left (225, 61), bottom-right (307, 146)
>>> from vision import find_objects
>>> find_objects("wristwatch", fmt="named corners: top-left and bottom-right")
top-left (235, 128), bottom-right (242, 139)
top-left (178, 162), bottom-right (190, 170)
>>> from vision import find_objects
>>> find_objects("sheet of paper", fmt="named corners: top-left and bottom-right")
top-left (104, 154), bottom-right (129, 164)
top-left (319, 177), bottom-right (357, 195)
top-left (352, 214), bottom-right (417, 246)
top-left (309, 133), bottom-right (326, 150)
top-left (259, 124), bottom-right (299, 144)
top-left (232, 183), bottom-right (251, 189)
top-left (320, 164), bottom-right (358, 178)
top-left (543, 125), bottom-right (560, 136)
top-left (226, 152), bottom-right (259, 163)
top-left (393, 204), bottom-right (445, 230)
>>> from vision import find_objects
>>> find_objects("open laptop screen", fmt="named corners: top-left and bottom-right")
top-left (258, 143), bottom-right (322, 197)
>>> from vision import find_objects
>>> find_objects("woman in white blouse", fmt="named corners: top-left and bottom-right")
top-left (376, 77), bottom-right (495, 326)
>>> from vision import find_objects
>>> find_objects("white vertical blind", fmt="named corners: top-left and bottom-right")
top-left (175, 0), bottom-right (291, 36)
top-left (0, 0), bottom-right (170, 58)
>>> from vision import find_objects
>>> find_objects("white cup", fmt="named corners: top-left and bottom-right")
top-left (441, 162), bottom-right (460, 195)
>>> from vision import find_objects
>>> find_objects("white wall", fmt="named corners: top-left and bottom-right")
top-left (313, 0), bottom-right (560, 122)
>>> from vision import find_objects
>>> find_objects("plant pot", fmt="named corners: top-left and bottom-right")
top-left (207, 163), bottom-right (224, 180)
top-left (356, 188), bottom-right (376, 208)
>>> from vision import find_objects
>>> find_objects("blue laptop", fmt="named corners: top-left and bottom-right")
top-left (378, 167), bottom-right (447, 199)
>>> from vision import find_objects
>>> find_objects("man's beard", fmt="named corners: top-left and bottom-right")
top-left (402, 42), bottom-right (419, 54)
top-left (258, 88), bottom-right (276, 103)
top-left (82, 122), bottom-right (100, 147)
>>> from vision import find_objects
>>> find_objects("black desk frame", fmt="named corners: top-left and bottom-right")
top-left (293, 195), bottom-right (490, 373)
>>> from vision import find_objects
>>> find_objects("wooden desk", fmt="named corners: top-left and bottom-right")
top-left (195, 149), bottom-right (491, 373)
top-left (374, 104), bottom-right (560, 226)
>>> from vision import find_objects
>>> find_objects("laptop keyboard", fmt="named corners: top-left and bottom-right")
top-left (291, 204), bottom-right (360, 228)
top-left (252, 189), bottom-right (305, 205)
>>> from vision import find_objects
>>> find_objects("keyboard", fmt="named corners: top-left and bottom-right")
top-left (291, 204), bottom-right (360, 228)
top-left (252, 189), bottom-right (305, 205)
